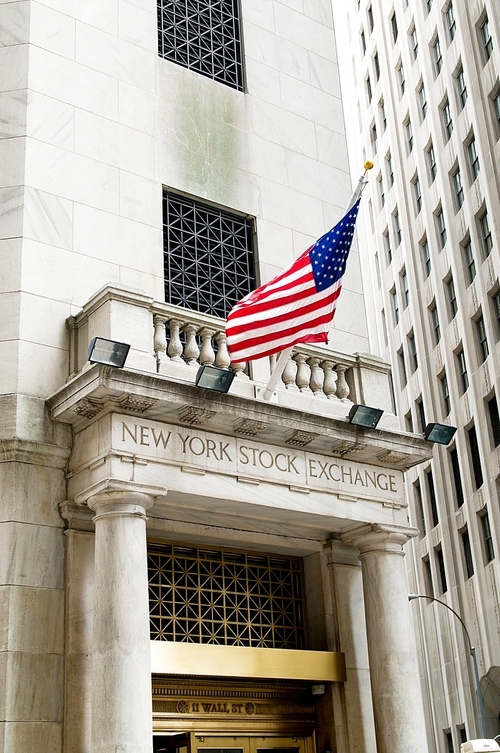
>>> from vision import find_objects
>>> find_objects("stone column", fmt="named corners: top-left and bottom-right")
top-left (83, 480), bottom-right (166, 753)
top-left (341, 523), bottom-right (429, 753)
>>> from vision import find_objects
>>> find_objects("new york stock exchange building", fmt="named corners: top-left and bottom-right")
top-left (2, 1), bottom-right (435, 752)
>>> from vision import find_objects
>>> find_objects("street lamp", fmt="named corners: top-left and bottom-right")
top-left (408, 593), bottom-right (487, 738)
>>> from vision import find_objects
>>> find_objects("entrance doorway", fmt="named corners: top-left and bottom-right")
top-left (154, 734), bottom-right (310, 753)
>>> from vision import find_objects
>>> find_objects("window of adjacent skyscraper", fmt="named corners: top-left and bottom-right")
top-left (436, 209), bottom-right (447, 248)
top-left (445, 3), bottom-right (456, 41)
top-left (401, 269), bottom-right (409, 307)
top-left (466, 136), bottom-right (480, 181)
top-left (435, 546), bottom-right (447, 593)
top-left (461, 529), bottom-right (474, 579)
top-left (386, 152), bottom-right (394, 185)
top-left (379, 99), bottom-right (387, 131)
top-left (440, 373), bottom-right (450, 416)
top-left (157, 0), bottom-right (244, 91)
top-left (487, 396), bottom-right (500, 448)
top-left (447, 277), bottom-right (457, 318)
top-left (410, 27), bottom-right (418, 59)
top-left (425, 468), bottom-right (437, 527)
top-left (391, 288), bottom-right (400, 324)
top-left (377, 175), bottom-right (385, 207)
top-left (408, 333), bottom-right (418, 372)
top-left (426, 0), bottom-right (433, 13)
top-left (413, 175), bottom-right (422, 213)
top-left (476, 315), bottom-right (489, 362)
top-left (427, 143), bottom-right (437, 182)
top-left (450, 447), bottom-right (465, 507)
top-left (374, 52), bottom-right (380, 80)
top-left (398, 63), bottom-right (405, 94)
top-left (456, 348), bottom-right (468, 392)
top-left (393, 210), bottom-right (402, 246)
top-left (418, 84), bottom-right (428, 119)
top-left (479, 211), bottom-right (493, 258)
top-left (442, 99), bottom-right (453, 140)
top-left (367, 5), bottom-right (374, 32)
top-left (360, 29), bottom-right (366, 55)
top-left (492, 89), bottom-right (500, 135)
top-left (406, 120), bottom-right (413, 152)
top-left (162, 192), bottom-right (254, 319)
top-left (462, 239), bottom-right (476, 284)
top-left (430, 303), bottom-right (441, 344)
top-left (391, 12), bottom-right (398, 42)
top-left (433, 37), bottom-right (443, 74)
top-left (451, 167), bottom-right (464, 210)
top-left (480, 16), bottom-right (493, 62)
top-left (421, 238), bottom-right (431, 277)
top-left (468, 425), bottom-right (483, 489)
top-left (456, 66), bottom-right (467, 109)
top-left (479, 508), bottom-right (495, 563)
top-left (366, 75), bottom-right (373, 103)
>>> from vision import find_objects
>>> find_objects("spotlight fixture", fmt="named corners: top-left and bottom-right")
top-left (88, 337), bottom-right (130, 369)
top-left (424, 422), bottom-right (457, 445)
top-left (347, 404), bottom-right (384, 429)
top-left (195, 364), bottom-right (235, 394)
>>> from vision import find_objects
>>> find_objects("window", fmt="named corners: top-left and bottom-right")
top-left (413, 175), bottom-right (422, 213)
top-left (427, 142), bottom-right (437, 182)
top-left (461, 528), bottom-right (475, 578)
top-left (379, 99), bottom-right (387, 130)
top-left (480, 16), bottom-right (493, 61)
top-left (367, 76), bottom-right (373, 103)
top-left (456, 348), bottom-right (468, 392)
top-left (401, 269), bottom-right (409, 307)
top-left (433, 37), bottom-right (443, 74)
top-left (479, 211), bottom-right (493, 258)
top-left (384, 229), bottom-right (392, 264)
top-left (479, 509), bottom-right (495, 562)
top-left (398, 62), bottom-right (405, 94)
top-left (450, 447), bottom-right (465, 508)
top-left (406, 119), bottom-right (413, 152)
top-left (441, 372), bottom-right (451, 416)
top-left (405, 410), bottom-right (414, 433)
top-left (386, 152), bottom-right (394, 186)
top-left (393, 209), bottom-right (402, 246)
top-left (476, 315), bottom-right (489, 362)
top-left (391, 12), bottom-right (398, 43)
top-left (370, 123), bottom-right (377, 151)
top-left (417, 397), bottom-right (426, 434)
top-left (435, 546), bottom-right (448, 593)
top-left (456, 65), bottom-right (467, 108)
top-left (446, 731), bottom-right (454, 753)
top-left (367, 5), bottom-right (374, 32)
top-left (410, 27), bottom-right (419, 59)
top-left (446, 277), bottom-right (457, 317)
top-left (426, 0), bottom-right (433, 12)
top-left (459, 728), bottom-right (468, 745)
top-left (374, 52), bottom-right (380, 80)
top-left (445, 3), bottom-right (456, 41)
top-left (408, 333), bottom-right (418, 372)
top-left (493, 291), bottom-right (500, 337)
top-left (398, 347), bottom-right (407, 386)
top-left (492, 89), bottom-right (500, 134)
top-left (467, 136), bottom-right (480, 181)
top-left (430, 302), bottom-right (441, 344)
top-left (487, 396), bottom-right (500, 447)
top-left (162, 191), bottom-right (254, 318)
top-left (414, 480), bottom-right (426, 536)
top-left (421, 238), bottom-right (431, 277)
top-left (427, 469), bottom-right (439, 527)
top-left (391, 288), bottom-right (400, 324)
top-left (361, 29), bottom-right (366, 54)
top-left (468, 425), bottom-right (483, 489)
top-left (157, 0), bottom-right (244, 91)
top-left (418, 83), bottom-right (428, 119)
top-left (462, 239), bottom-right (476, 284)
top-left (436, 209), bottom-right (447, 248)
top-left (377, 175), bottom-right (385, 207)
top-left (451, 166), bottom-right (464, 210)
top-left (442, 98), bottom-right (453, 140)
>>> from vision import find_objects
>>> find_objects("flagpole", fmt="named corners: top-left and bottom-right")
top-left (260, 160), bottom-right (374, 402)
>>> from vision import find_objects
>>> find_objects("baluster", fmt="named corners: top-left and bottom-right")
top-left (320, 359), bottom-right (337, 399)
top-left (153, 315), bottom-right (168, 357)
top-left (183, 323), bottom-right (200, 366)
top-left (308, 356), bottom-right (325, 398)
top-left (294, 353), bottom-right (312, 393)
top-left (167, 319), bottom-right (184, 363)
top-left (231, 361), bottom-right (248, 379)
top-left (335, 365), bottom-right (351, 401)
top-left (282, 354), bottom-right (298, 390)
top-left (199, 328), bottom-right (216, 365)
top-left (215, 331), bottom-right (231, 369)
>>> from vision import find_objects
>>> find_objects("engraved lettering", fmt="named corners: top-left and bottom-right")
top-left (287, 455), bottom-right (299, 474)
top-left (341, 466), bottom-right (353, 484)
top-left (389, 475), bottom-right (397, 492)
top-left (329, 464), bottom-right (341, 481)
top-left (179, 434), bottom-right (190, 453)
top-left (318, 460), bottom-right (329, 479)
top-left (192, 702), bottom-right (199, 712)
top-left (249, 447), bottom-right (259, 466)
top-left (122, 422), bottom-right (138, 443)
top-left (353, 469), bottom-right (364, 486)
top-left (151, 428), bottom-right (171, 448)
top-left (309, 459), bottom-right (318, 477)
top-left (275, 453), bottom-right (288, 472)
top-left (259, 450), bottom-right (274, 469)
top-left (364, 470), bottom-right (377, 488)
top-left (376, 473), bottom-right (389, 491)
top-left (219, 442), bottom-right (232, 461)
top-left (206, 438), bottom-right (218, 459)
top-left (202, 703), bottom-right (212, 713)
top-left (189, 436), bottom-right (205, 456)
top-left (239, 446), bottom-right (249, 464)
top-left (140, 426), bottom-right (149, 445)
top-left (232, 703), bottom-right (244, 714)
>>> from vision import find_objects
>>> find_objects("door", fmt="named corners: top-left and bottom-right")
top-left (194, 734), bottom-right (310, 753)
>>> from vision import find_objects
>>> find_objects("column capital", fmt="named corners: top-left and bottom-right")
top-left (340, 522), bottom-right (419, 556)
top-left (75, 478), bottom-right (167, 514)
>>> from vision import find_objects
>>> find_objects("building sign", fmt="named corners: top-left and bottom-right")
top-left (111, 417), bottom-right (403, 503)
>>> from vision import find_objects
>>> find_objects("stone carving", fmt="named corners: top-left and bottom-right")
top-left (177, 700), bottom-right (189, 714)
top-left (332, 440), bottom-right (366, 457)
top-left (178, 406), bottom-right (217, 425)
top-left (119, 395), bottom-right (157, 413)
top-left (245, 702), bottom-right (256, 715)
top-left (286, 430), bottom-right (318, 447)
top-left (72, 397), bottom-right (103, 419)
top-left (234, 419), bottom-right (267, 437)
top-left (377, 450), bottom-right (409, 466)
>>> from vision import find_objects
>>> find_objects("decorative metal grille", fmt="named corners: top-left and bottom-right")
top-left (148, 543), bottom-right (306, 649)
top-left (163, 192), bottom-right (255, 319)
top-left (157, 0), bottom-right (244, 91)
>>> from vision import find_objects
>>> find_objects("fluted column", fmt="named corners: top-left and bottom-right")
top-left (341, 523), bottom-right (429, 753)
top-left (84, 481), bottom-right (165, 753)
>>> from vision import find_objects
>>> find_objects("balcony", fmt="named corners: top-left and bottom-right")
top-left (66, 283), bottom-right (397, 426)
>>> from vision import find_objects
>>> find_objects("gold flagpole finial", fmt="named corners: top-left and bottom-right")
top-left (363, 160), bottom-right (374, 172)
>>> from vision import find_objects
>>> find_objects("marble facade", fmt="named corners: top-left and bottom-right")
top-left (1, 1), bottom-right (432, 751)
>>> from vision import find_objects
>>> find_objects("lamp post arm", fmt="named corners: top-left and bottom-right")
top-left (409, 593), bottom-right (488, 738)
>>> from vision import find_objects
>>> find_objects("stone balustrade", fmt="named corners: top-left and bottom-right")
top-left (68, 284), bottom-right (393, 412)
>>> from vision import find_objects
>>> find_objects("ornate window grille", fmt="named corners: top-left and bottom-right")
top-left (148, 543), bottom-right (306, 648)
top-left (157, 0), bottom-right (244, 91)
top-left (163, 191), bottom-right (255, 319)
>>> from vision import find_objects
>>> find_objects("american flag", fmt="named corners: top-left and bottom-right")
top-left (226, 199), bottom-right (361, 363)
